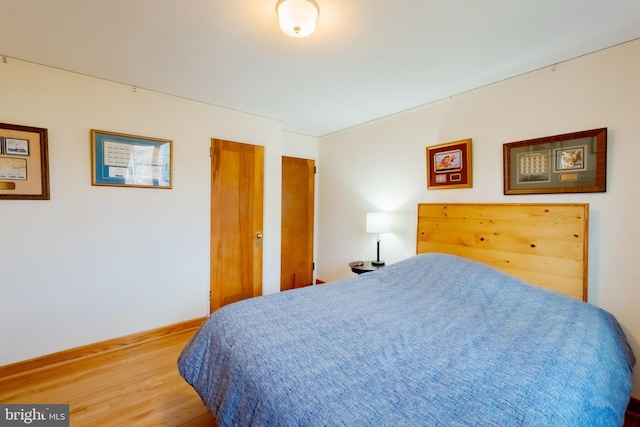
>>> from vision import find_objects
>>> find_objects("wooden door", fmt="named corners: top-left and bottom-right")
top-left (281, 156), bottom-right (315, 291)
top-left (210, 139), bottom-right (264, 312)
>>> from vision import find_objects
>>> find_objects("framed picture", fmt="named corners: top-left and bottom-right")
top-left (91, 130), bottom-right (173, 189)
top-left (5, 138), bottom-right (30, 156)
top-left (503, 128), bottom-right (606, 195)
top-left (0, 123), bottom-right (50, 200)
top-left (426, 138), bottom-right (472, 189)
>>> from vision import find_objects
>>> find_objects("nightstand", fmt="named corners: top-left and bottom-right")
top-left (349, 261), bottom-right (384, 274)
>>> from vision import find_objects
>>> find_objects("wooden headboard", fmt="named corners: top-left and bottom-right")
top-left (416, 203), bottom-right (589, 301)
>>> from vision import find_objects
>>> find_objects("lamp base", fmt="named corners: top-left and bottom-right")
top-left (371, 260), bottom-right (385, 266)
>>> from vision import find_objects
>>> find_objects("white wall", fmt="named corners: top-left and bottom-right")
top-left (282, 132), bottom-right (319, 160)
top-left (0, 58), bottom-right (319, 365)
top-left (317, 39), bottom-right (640, 397)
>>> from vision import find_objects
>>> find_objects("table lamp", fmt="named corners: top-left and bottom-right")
top-left (366, 212), bottom-right (391, 266)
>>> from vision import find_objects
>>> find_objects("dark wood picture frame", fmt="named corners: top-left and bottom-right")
top-left (426, 138), bottom-right (472, 189)
top-left (0, 123), bottom-right (50, 200)
top-left (503, 128), bottom-right (607, 195)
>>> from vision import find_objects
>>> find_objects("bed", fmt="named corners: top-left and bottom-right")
top-left (178, 203), bottom-right (635, 426)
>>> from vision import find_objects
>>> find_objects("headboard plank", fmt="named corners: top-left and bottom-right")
top-left (416, 203), bottom-right (589, 301)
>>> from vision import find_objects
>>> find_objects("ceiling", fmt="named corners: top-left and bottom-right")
top-left (1, 1), bottom-right (639, 137)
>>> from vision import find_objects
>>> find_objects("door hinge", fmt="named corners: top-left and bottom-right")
top-left (210, 147), bottom-right (212, 157)
top-left (314, 166), bottom-right (317, 174)
top-left (312, 262), bottom-right (315, 270)
top-left (209, 291), bottom-right (211, 301)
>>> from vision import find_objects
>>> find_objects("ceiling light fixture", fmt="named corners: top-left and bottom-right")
top-left (276, 0), bottom-right (319, 38)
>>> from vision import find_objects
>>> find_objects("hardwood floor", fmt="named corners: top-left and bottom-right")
top-left (0, 324), bottom-right (215, 426)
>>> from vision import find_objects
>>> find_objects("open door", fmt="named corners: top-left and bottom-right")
top-left (281, 156), bottom-right (315, 291)
top-left (210, 139), bottom-right (264, 312)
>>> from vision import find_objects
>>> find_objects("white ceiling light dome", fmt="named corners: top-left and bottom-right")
top-left (276, 0), bottom-right (319, 38)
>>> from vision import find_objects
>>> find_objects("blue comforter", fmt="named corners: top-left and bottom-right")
top-left (178, 253), bottom-right (635, 426)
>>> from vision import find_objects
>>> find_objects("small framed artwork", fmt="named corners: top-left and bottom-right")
top-left (5, 137), bottom-right (30, 156)
top-left (426, 138), bottom-right (472, 189)
top-left (91, 129), bottom-right (173, 189)
top-left (503, 128), bottom-right (606, 195)
top-left (0, 123), bottom-right (50, 200)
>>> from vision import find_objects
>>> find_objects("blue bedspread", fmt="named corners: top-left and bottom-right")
top-left (178, 253), bottom-right (635, 426)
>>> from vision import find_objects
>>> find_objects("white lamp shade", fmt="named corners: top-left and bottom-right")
top-left (366, 212), bottom-right (391, 234)
top-left (277, 0), bottom-right (319, 38)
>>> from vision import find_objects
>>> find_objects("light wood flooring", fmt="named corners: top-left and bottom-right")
top-left (0, 326), bottom-right (215, 426)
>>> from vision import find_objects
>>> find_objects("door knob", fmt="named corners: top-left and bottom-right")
top-left (256, 232), bottom-right (263, 239)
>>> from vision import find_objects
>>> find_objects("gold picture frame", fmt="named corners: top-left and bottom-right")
top-left (91, 129), bottom-right (173, 189)
top-left (503, 128), bottom-right (606, 195)
top-left (426, 138), bottom-right (472, 189)
top-left (0, 122), bottom-right (50, 200)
